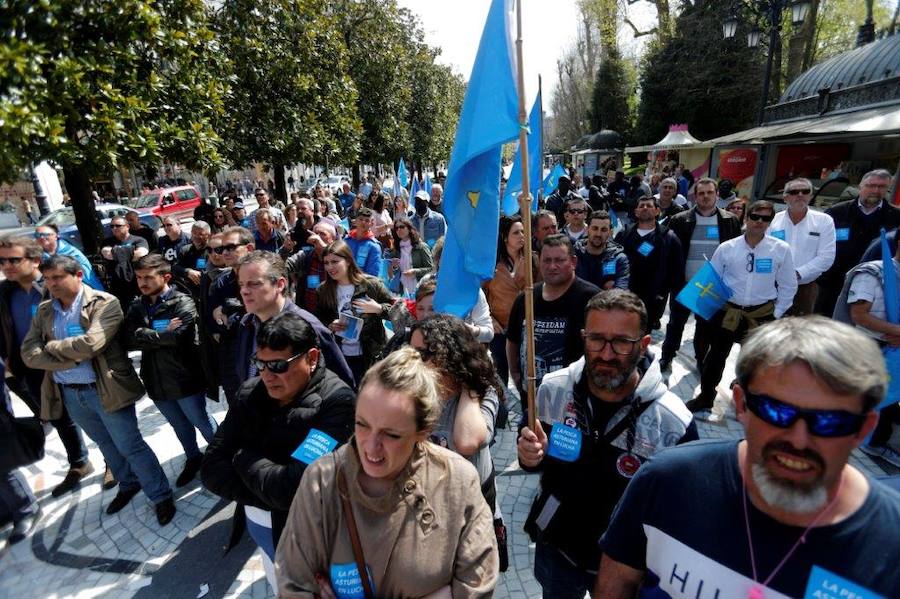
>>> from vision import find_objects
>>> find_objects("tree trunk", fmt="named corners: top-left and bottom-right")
top-left (352, 163), bottom-right (361, 190)
top-left (62, 162), bottom-right (103, 256)
top-left (655, 0), bottom-right (671, 37)
top-left (273, 163), bottom-right (287, 204)
top-left (801, 0), bottom-right (821, 71)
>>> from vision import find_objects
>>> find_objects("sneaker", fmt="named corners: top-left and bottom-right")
top-left (155, 498), bottom-right (176, 526)
top-left (102, 465), bottom-right (117, 491)
top-left (51, 462), bottom-right (95, 498)
top-left (175, 456), bottom-right (203, 487)
top-left (8, 508), bottom-right (41, 545)
top-left (860, 444), bottom-right (900, 469)
top-left (105, 488), bottom-right (140, 515)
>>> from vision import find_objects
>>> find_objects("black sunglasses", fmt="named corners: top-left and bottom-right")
top-left (747, 213), bottom-right (774, 223)
top-left (0, 257), bottom-right (25, 265)
top-left (217, 243), bottom-right (242, 253)
top-left (785, 188), bottom-right (812, 195)
top-left (250, 352), bottom-right (305, 374)
top-left (744, 391), bottom-right (866, 437)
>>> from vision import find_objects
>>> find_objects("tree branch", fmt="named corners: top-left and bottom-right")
top-left (623, 18), bottom-right (658, 38)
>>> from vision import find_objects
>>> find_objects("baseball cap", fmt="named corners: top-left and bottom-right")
top-left (415, 190), bottom-right (430, 201)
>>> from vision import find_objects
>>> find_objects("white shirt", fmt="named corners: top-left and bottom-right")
top-left (768, 209), bottom-right (836, 284)
top-left (711, 235), bottom-right (798, 318)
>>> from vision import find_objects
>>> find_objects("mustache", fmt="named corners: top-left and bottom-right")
top-left (762, 441), bottom-right (825, 469)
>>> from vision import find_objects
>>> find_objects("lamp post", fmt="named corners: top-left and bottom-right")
top-left (723, 0), bottom-right (811, 125)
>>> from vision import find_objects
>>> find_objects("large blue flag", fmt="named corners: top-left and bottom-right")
top-left (397, 158), bottom-right (409, 189)
top-left (880, 229), bottom-right (899, 409)
top-left (423, 172), bottom-right (433, 195)
top-left (411, 173), bottom-right (421, 199)
top-left (434, 0), bottom-right (519, 317)
top-left (502, 89), bottom-right (542, 216)
top-left (542, 163), bottom-right (567, 198)
top-left (676, 261), bottom-right (733, 320)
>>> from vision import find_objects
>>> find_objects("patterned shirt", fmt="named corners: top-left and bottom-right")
top-left (52, 288), bottom-right (96, 384)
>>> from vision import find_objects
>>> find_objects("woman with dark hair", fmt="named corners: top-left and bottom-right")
top-left (211, 207), bottom-right (233, 232)
top-left (392, 192), bottom-right (413, 220)
top-left (484, 216), bottom-right (539, 385)
top-left (388, 216), bottom-right (433, 297)
top-left (372, 191), bottom-right (393, 249)
top-left (316, 240), bottom-right (395, 382)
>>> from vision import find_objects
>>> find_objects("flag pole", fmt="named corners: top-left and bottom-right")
top-left (514, 0), bottom-right (537, 431)
top-left (538, 74), bottom-right (543, 205)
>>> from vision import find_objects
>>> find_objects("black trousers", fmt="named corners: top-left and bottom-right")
top-left (661, 295), bottom-right (713, 366)
top-left (700, 307), bottom-right (774, 398)
top-left (6, 368), bottom-right (89, 469)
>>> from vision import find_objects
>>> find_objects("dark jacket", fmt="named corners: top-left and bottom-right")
top-left (388, 241), bottom-right (434, 292)
top-left (0, 278), bottom-right (45, 378)
top-left (667, 207), bottom-right (742, 266)
top-left (574, 239), bottom-right (630, 290)
top-left (820, 199), bottom-right (900, 290)
top-left (158, 232), bottom-right (191, 265)
top-left (545, 189), bottom-right (582, 223)
top-left (122, 288), bottom-right (205, 401)
top-left (173, 243), bottom-right (210, 296)
top-left (235, 299), bottom-right (355, 390)
top-left (315, 276), bottom-right (395, 370)
top-left (615, 223), bottom-right (684, 314)
top-left (200, 367), bottom-right (355, 550)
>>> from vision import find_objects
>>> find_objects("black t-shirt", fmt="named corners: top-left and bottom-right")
top-left (507, 277), bottom-right (600, 387)
top-left (601, 439), bottom-right (900, 598)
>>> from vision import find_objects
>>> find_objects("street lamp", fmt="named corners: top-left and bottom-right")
top-left (723, 0), bottom-right (812, 125)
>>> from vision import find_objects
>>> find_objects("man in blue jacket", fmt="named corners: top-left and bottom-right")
top-left (345, 207), bottom-right (382, 276)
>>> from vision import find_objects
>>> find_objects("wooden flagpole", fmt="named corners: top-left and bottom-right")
top-left (514, 0), bottom-right (537, 431)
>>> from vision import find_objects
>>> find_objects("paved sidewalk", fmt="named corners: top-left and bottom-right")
top-left (1, 312), bottom-right (895, 598)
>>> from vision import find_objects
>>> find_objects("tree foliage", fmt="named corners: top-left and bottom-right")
top-left (589, 46), bottom-right (634, 140)
top-left (0, 0), bottom-right (226, 252)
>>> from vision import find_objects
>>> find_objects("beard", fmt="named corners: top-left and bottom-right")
top-left (588, 350), bottom-right (640, 392)
top-left (750, 455), bottom-right (828, 514)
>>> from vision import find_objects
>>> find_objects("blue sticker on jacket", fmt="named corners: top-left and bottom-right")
top-left (307, 274), bottom-right (321, 288)
top-left (30, 304), bottom-right (38, 318)
top-left (770, 229), bottom-right (786, 240)
top-left (330, 563), bottom-right (375, 599)
top-left (151, 319), bottom-right (171, 332)
top-left (755, 258), bottom-right (773, 273)
top-left (835, 227), bottom-right (850, 241)
top-left (547, 423), bottom-right (582, 462)
top-left (291, 429), bottom-right (338, 465)
top-left (602, 261), bottom-right (616, 276)
top-left (65, 324), bottom-right (85, 337)
top-left (196, 258), bottom-right (207, 269)
top-left (803, 565), bottom-right (884, 599)
top-left (705, 226), bottom-right (719, 239)
top-left (637, 241), bottom-right (654, 257)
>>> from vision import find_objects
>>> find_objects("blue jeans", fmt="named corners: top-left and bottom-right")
top-left (61, 385), bottom-right (172, 505)
top-left (154, 393), bottom-right (217, 459)
top-left (0, 470), bottom-right (37, 524)
top-left (534, 542), bottom-right (596, 599)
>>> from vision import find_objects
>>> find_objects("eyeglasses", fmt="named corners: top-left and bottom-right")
top-left (250, 352), bottom-right (305, 374)
top-left (394, 225), bottom-right (407, 230)
top-left (567, 209), bottom-right (586, 214)
top-left (0, 257), bottom-right (25, 265)
top-left (581, 332), bottom-right (641, 355)
top-left (785, 188), bottom-right (812, 196)
top-left (33, 232), bottom-right (54, 239)
top-left (111, 224), bottom-right (128, 229)
top-left (747, 213), bottom-right (774, 223)
top-left (744, 391), bottom-right (866, 437)
top-left (746, 252), bottom-right (755, 272)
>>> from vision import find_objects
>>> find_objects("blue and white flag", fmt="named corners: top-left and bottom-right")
top-left (411, 172), bottom-right (421, 199)
top-left (542, 163), bottom-right (567, 198)
top-left (423, 172), bottom-right (433, 195)
top-left (676, 261), bottom-right (733, 320)
top-left (880, 229), bottom-right (899, 409)
top-left (502, 89), bottom-right (542, 216)
top-left (434, 0), bottom-right (519, 317)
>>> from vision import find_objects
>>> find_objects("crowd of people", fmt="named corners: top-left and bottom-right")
top-left (0, 166), bottom-right (898, 597)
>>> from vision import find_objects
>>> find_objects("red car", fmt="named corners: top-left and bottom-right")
top-left (134, 185), bottom-right (202, 220)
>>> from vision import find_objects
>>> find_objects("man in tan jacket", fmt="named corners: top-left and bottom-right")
top-left (22, 255), bottom-right (175, 525)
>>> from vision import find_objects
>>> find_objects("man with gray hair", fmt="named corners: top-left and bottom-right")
top-left (596, 316), bottom-right (900, 598)
top-left (174, 220), bottom-right (212, 296)
top-left (428, 182), bottom-right (444, 214)
top-left (815, 168), bottom-right (900, 316)
top-left (653, 177), bottom-right (688, 224)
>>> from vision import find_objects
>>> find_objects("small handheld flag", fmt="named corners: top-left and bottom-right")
top-left (676, 261), bottom-right (733, 320)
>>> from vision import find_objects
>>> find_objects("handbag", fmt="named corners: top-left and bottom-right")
top-left (337, 468), bottom-right (375, 599)
top-left (0, 413), bottom-right (45, 472)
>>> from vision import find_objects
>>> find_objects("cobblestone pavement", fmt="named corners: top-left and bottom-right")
top-left (1, 313), bottom-right (896, 598)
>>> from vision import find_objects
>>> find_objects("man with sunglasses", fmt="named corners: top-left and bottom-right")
top-left (596, 317), bottom-right (900, 598)
top-left (816, 169), bottom-right (900, 316)
top-left (562, 197), bottom-right (589, 244)
top-left (768, 178), bottom-right (836, 316)
top-left (234, 251), bottom-right (353, 389)
top-left (690, 200), bottom-right (797, 413)
top-left (248, 188), bottom-right (287, 234)
top-left (545, 174), bottom-right (581, 224)
top-left (100, 216), bottom-right (150, 309)
top-left (156, 216), bottom-right (191, 266)
top-left (517, 289), bottom-right (696, 598)
top-left (202, 311), bottom-right (355, 590)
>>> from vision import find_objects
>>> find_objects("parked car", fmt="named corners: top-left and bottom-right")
top-left (134, 185), bottom-right (202, 221)
top-left (1, 204), bottom-right (162, 251)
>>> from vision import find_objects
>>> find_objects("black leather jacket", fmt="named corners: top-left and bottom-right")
top-left (123, 287), bottom-right (205, 401)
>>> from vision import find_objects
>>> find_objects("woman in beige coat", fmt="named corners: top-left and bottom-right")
top-left (275, 347), bottom-right (498, 599)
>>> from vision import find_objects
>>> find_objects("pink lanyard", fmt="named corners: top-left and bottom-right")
top-left (742, 476), bottom-right (843, 598)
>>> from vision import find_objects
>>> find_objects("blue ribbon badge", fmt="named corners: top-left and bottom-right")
top-left (637, 241), bottom-right (654, 257)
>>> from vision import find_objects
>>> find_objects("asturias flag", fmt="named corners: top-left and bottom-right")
top-left (542, 163), bottom-right (567, 198)
top-left (397, 158), bottom-right (409, 189)
top-left (676, 261), bottom-right (733, 320)
top-left (502, 89), bottom-right (542, 216)
top-left (434, 0), bottom-right (520, 317)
